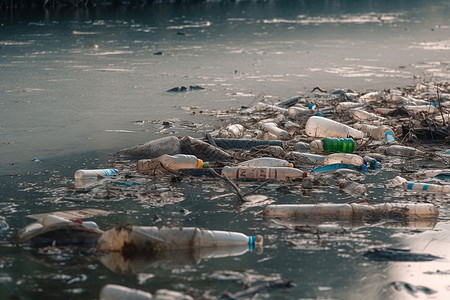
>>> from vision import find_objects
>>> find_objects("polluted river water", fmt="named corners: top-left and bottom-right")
top-left (1, 1), bottom-right (450, 299)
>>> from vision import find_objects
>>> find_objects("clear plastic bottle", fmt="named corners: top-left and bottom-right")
top-left (311, 163), bottom-right (367, 173)
top-left (305, 116), bottom-right (366, 139)
top-left (363, 156), bottom-right (382, 169)
top-left (350, 109), bottom-right (381, 121)
top-left (221, 166), bottom-right (307, 181)
top-left (74, 169), bottom-right (118, 180)
top-left (335, 102), bottom-right (364, 112)
top-left (353, 124), bottom-right (395, 142)
top-left (410, 169), bottom-right (450, 179)
top-left (287, 106), bottom-right (313, 120)
top-left (323, 153), bottom-right (364, 166)
top-left (254, 102), bottom-right (288, 115)
top-left (310, 137), bottom-right (355, 153)
top-left (402, 181), bottom-right (450, 193)
top-left (137, 154), bottom-right (208, 172)
top-left (403, 104), bottom-right (437, 114)
top-left (38, 214), bottom-right (71, 226)
top-left (290, 152), bottom-right (325, 164)
top-left (377, 145), bottom-right (425, 157)
top-left (97, 226), bottom-right (263, 252)
top-left (339, 181), bottom-right (366, 197)
top-left (238, 157), bottom-right (293, 168)
top-left (100, 284), bottom-right (153, 300)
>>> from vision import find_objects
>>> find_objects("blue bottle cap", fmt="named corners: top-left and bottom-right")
top-left (360, 164), bottom-right (367, 170)
top-left (385, 131), bottom-right (395, 143)
top-left (308, 103), bottom-right (315, 109)
top-left (315, 112), bottom-right (324, 117)
top-left (431, 102), bottom-right (438, 107)
top-left (248, 236), bottom-right (255, 252)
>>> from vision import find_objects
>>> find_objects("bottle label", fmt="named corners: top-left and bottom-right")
top-left (407, 183), bottom-right (414, 190)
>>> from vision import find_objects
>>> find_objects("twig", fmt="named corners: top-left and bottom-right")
top-left (209, 169), bottom-right (247, 203)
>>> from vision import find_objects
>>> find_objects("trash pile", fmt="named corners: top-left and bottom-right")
top-left (12, 81), bottom-right (450, 299)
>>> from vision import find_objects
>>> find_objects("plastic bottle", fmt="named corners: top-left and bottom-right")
top-left (339, 182), bottom-right (366, 197)
top-left (360, 91), bottom-right (385, 102)
top-left (263, 203), bottom-right (438, 219)
top-left (209, 138), bottom-right (284, 150)
top-left (350, 109), bottom-right (382, 121)
top-left (305, 116), bottom-right (366, 139)
top-left (254, 102), bottom-right (288, 115)
top-left (74, 219), bottom-right (99, 229)
top-left (402, 182), bottom-right (450, 193)
top-left (295, 141), bottom-right (310, 152)
top-left (137, 154), bottom-right (208, 172)
top-left (97, 226), bottom-right (263, 252)
top-left (290, 152), bottom-right (325, 164)
top-left (259, 122), bottom-right (289, 139)
top-left (377, 145), bottom-right (425, 157)
top-left (38, 215), bottom-right (71, 226)
top-left (117, 135), bottom-right (180, 158)
top-left (352, 124), bottom-right (395, 142)
top-left (74, 169), bottom-right (118, 180)
top-left (225, 124), bottom-right (245, 138)
top-left (287, 106), bottom-right (313, 120)
top-left (410, 169), bottom-right (450, 180)
top-left (99, 284), bottom-right (153, 300)
top-left (335, 102), bottom-right (364, 112)
top-left (221, 166), bottom-right (307, 181)
top-left (323, 153), bottom-right (364, 166)
top-left (238, 157), bottom-right (293, 168)
top-left (403, 104), bottom-right (437, 114)
top-left (310, 137), bottom-right (355, 153)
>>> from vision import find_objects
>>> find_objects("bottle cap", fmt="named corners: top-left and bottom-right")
top-left (202, 162), bottom-right (210, 168)
top-left (288, 163), bottom-right (294, 168)
top-left (303, 172), bottom-right (308, 178)
top-left (385, 131), bottom-right (395, 143)
top-left (310, 140), bottom-right (323, 153)
top-left (197, 159), bottom-right (204, 169)
top-left (338, 182), bottom-right (346, 189)
top-left (360, 164), bottom-right (368, 171)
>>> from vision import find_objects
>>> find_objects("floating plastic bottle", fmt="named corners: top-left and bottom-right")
top-left (310, 137), bottom-right (355, 153)
top-left (137, 154), bottom-right (208, 172)
top-left (38, 214), bottom-right (71, 226)
top-left (353, 124), bottom-right (395, 142)
top-left (238, 157), bottom-right (293, 168)
top-left (259, 122), bottom-right (289, 140)
top-left (221, 166), bottom-right (307, 181)
top-left (180, 136), bottom-right (233, 162)
top-left (376, 145), bottom-right (425, 157)
top-left (305, 116), bottom-right (366, 139)
top-left (339, 181), bottom-right (366, 197)
top-left (323, 153), bottom-right (364, 166)
top-left (402, 182), bottom-right (450, 193)
top-left (208, 137), bottom-right (284, 150)
top-left (97, 226), bottom-right (263, 253)
top-left (117, 136), bottom-right (180, 158)
top-left (263, 203), bottom-right (438, 219)
top-left (74, 169), bottom-right (118, 180)
top-left (99, 284), bottom-right (153, 300)
top-left (311, 163), bottom-right (366, 173)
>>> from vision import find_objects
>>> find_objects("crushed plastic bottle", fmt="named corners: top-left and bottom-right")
top-left (376, 145), bottom-right (425, 157)
top-left (305, 116), bottom-right (366, 139)
top-left (137, 154), bottom-right (208, 172)
top-left (310, 137), bottom-right (355, 153)
top-left (352, 124), bottom-right (395, 142)
top-left (117, 136), bottom-right (180, 158)
top-left (221, 166), bottom-right (307, 181)
top-left (339, 181), bottom-right (366, 197)
top-left (238, 157), bottom-right (293, 168)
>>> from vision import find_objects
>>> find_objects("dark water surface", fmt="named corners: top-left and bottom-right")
top-left (1, 1), bottom-right (450, 299)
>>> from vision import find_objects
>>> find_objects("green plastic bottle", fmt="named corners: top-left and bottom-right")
top-left (310, 138), bottom-right (355, 153)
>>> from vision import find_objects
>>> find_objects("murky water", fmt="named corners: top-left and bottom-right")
top-left (1, 1), bottom-right (450, 299)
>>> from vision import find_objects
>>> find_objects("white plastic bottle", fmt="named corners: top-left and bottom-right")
top-left (290, 152), bottom-right (325, 164)
top-left (402, 181), bottom-right (450, 193)
top-left (226, 124), bottom-right (245, 138)
top-left (99, 284), bottom-right (153, 300)
top-left (221, 166), bottom-right (306, 181)
top-left (305, 116), bottom-right (366, 139)
top-left (97, 226), bottom-right (263, 252)
top-left (238, 157), bottom-right (293, 168)
top-left (352, 124), bottom-right (395, 142)
top-left (323, 153), bottom-right (364, 166)
top-left (137, 154), bottom-right (207, 172)
top-left (74, 169), bottom-right (118, 180)
top-left (259, 122), bottom-right (289, 140)
top-left (38, 214), bottom-right (71, 226)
